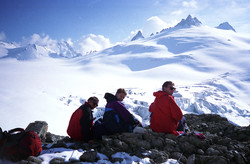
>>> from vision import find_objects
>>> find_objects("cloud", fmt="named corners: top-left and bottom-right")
top-left (22, 33), bottom-right (57, 47)
top-left (182, 0), bottom-right (197, 8)
top-left (19, 33), bottom-right (112, 55)
top-left (0, 32), bottom-right (6, 41)
top-left (171, 10), bottom-right (184, 16)
top-left (142, 16), bottom-right (168, 37)
top-left (74, 34), bottom-right (112, 54)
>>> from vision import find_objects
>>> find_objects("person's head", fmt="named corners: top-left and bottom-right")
top-left (115, 88), bottom-right (127, 101)
top-left (87, 96), bottom-right (99, 109)
top-left (162, 81), bottom-right (176, 95)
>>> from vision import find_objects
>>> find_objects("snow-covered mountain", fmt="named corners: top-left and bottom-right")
top-left (50, 41), bottom-right (82, 58)
top-left (0, 40), bottom-right (81, 60)
top-left (1, 44), bottom-right (50, 60)
top-left (0, 15), bottom-right (237, 61)
top-left (0, 41), bottom-right (18, 49)
top-left (216, 22), bottom-right (236, 32)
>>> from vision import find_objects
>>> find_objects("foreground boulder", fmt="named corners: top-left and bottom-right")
top-left (24, 114), bottom-right (249, 164)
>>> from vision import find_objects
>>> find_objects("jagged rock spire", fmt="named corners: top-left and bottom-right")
top-left (174, 14), bottom-right (202, 28)
top-left (131, 30), bottom-right (145, 41)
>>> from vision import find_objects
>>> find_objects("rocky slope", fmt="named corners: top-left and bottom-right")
top-left (20, 114), bottom-right (249, 164)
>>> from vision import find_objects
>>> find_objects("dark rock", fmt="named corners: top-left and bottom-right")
top-left (187, 154), bottom-right (195, 164)
top-left (151, 137), bottom-right (164, 148)
top-left (20, 156), bottom-right (43, 164)
top-left (20, 161), bottom-right (37, 164)
top-left (45, 132), bottom-right (65, 143)
top-left (79, 150), bottom-right (98, 162)
top-left (26, 156), bottom-right (43, 164)
top-left (180, 141), bottom-right (196, 155)
top-left (149, 149), bottom-right (169, 163)
top-left (165, 138), bottom-right (177, 145)
top-left (171, 152), bottom-right (187, 163)
top-left (111, 157), bottom-right (123, 163)
top-left (196, 155), bottom-right (228, 164)
top-left (49, 157), bottom-right (65, 164)
top-left (206, 147), bottom-right (220, 155)
top-left (233, 151), bottom-right (246, 164)
top-left (197, 149), bottom-right (204, 155)
top-left (68, 157), bottom-right (80, 162)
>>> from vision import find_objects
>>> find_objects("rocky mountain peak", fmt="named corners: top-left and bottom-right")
top-left (131, 30), bottom-right (145, 41)
top-left (216, 22), bottom-right (236, 32)
top-left (160, 15), bottom-right (202, 33)
top-left (174, 14), bottom-right (202, 29)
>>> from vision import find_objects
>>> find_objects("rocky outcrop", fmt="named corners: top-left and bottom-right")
top-left (22, 114), bottom-right (249, 164)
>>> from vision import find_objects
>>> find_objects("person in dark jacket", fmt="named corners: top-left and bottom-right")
top-left (103, 88), bottom-right (141, 134)
top-left (67, 96), bottom-right (99, 142)
top-left (149, 81), bottom-right (186, 136)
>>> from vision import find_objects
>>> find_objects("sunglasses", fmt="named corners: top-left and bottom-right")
top-left (169, 86), bottom-right (176, 90)
top-left (93, 102), bottom-right (98, 106)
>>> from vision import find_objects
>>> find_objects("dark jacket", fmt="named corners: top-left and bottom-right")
top-left (67, 102), bottom-right (94, 142)
top-left (103, 93), bottom-right (139, 133)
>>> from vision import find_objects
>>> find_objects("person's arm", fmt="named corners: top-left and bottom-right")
top-left (80, 107), bottom-right (93, 142)
top-left (149, 102), bottom-right (155, 113)
top-left (168, 96), bottom-right (183, 121)
top-left (113, 101), bottom-right (134, 124)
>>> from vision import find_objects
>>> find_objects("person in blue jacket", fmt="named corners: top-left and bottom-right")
top-left (103, 88), bottom-right (141, 134)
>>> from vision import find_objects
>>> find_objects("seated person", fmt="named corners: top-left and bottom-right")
top-left (149, 81), bottom-right (186, 136)
top-left (103, 88), bottom-right (141, 134)
top-left (67, 96), bottom-right (99, 142)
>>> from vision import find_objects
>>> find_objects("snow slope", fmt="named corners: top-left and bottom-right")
top-left (0, 25), bottom-right (249, 137)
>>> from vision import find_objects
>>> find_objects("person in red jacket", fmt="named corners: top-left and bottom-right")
top-left (67, 96), bottom-right (99, 142)
top-left (149, 81), bottom-right (185, 136)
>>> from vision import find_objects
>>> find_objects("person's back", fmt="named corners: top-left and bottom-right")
top-left (149, 81), bottom-right (183, 135)
top-left (103, 89), bottom-right (140, 134)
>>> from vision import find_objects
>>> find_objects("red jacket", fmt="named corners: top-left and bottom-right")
top-left (149, 91), bottom-right (183, 135)
top-left (67, 102), bottom-right (94, 141)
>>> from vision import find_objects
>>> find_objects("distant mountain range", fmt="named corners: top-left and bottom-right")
top-left (132, 15), bottom-right (236, 41)
top-left (0, 41), bottom-right (81, 60)
top-left (0, 15), bottom-right (237, 60)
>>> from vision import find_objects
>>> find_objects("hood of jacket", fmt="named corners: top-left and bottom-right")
top-left (153, 91), bottom-right (174, 99)
top-left (104, 92), bottom-right (117, 103)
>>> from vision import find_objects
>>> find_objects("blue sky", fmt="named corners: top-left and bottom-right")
top-left (0, 0), bottom-right (250, 45)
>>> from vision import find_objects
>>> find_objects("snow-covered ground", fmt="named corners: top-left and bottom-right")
top-left (1, 19), bottom-right (250, 163)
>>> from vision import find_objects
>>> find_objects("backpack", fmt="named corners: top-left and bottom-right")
top-left (0, 127), bottom-right (42, 162)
